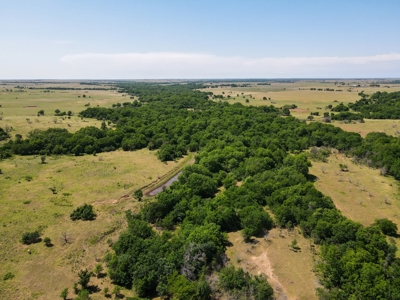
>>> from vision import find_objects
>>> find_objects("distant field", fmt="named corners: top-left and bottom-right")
top-left (0, 82), bottom-right (129, 138)
top-left (202, 80), bottom-right (400, 136)
top-left (226, 230), bottom-right (318, 300)
top-left (0, 150), bottom-right (186, 300)
top-left (333, 119), bottom-right (400, 137)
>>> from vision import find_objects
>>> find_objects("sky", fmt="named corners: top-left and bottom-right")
top-left (1, 0), bottom-right (400, 79)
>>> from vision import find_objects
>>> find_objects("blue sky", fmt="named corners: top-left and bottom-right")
top-left (1, 0), bottom-right (400, 79)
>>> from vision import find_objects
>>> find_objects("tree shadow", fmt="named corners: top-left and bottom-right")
top-left (307, 174), bottom-right (318, 182)
top-left (223, 240), bottom-right (233, 247)
top-left (87, 285), bottom-right (101, 294)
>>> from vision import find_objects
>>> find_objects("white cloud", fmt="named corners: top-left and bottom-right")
top-left (54, 40), bottom-right (73, 45)
top-left (59, 52), bottom-right (400, 78)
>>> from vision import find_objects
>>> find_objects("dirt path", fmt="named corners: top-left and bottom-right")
top-left (250, 251), bottom-right (289, 300)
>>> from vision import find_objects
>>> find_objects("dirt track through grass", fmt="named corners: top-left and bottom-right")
top-left (226, 230), bottom-right (319, 300)
top-left (310, 152), bottom-right (400, 255)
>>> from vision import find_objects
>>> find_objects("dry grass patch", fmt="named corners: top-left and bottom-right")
top-left (226, 230), bottom-right (319, 300)
top-left (0, 150), bottom-right (186, 299)
top-left (310, 153), bottom-right (400, 226)
top-left (332, 119), bottom-right (400, 137)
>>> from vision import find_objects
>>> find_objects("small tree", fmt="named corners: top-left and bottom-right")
top-left (103, 287), bottom-right (110, 298)
top-left (78, 269), bottom-right (93, 290)
top-left (43, 237), bottom-right (52, 247)
top-left (112, 285), bottom-right (121, 298)
top-left (133, 189), bottom-right (143, 201)
top-left (94, 263), bottom-right (103, 278)
top-left (60, 288), bottom-right (68, 300)
top-left (77, 289), bottom-right (90, 300)
top-left (40, 155), bottom-right (46, 164)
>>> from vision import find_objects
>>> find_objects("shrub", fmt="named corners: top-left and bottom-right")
top-left (70, 204), bottom-right (96, 221)
top-left (3, 272), bottom-right (14, 280)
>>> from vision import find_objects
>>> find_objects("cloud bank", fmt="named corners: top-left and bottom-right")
top-left (60, 52), bottom-right (400, 78)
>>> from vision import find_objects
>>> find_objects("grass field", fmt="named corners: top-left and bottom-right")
top-left (0, 150), bottom-right (186, 300)
top-left (226, 230), bottom-right (319, 300)
top-left (0, 82), bottom-right (128, 138)
top-left (309, 152), bottom-right (400, 254)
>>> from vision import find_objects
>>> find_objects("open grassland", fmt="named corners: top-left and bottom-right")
top-left (202, 80), bottom-right (400, 135)
top-left (0, 150), bottom-right (186, 300)
top-left (332, 119), bottom-right (400, 137)
top-left (309, 152), bottom-right (400, 254)
top-left (0, 82), bottom-right (129, 138)
top-left (226, 230), bottom-right (318, 300)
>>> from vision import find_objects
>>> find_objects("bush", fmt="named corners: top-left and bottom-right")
top-left (3, 272), bottom-right (14, 280)
top-left (21, 231), bottom-right (40, 244)
top-left (70, 204), bottom-right (96, 221)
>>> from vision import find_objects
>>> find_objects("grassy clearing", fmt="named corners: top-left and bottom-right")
top-left (309, 152), bottom-right (400, 226)
top-left (0, 150), bottom-right (186, 299)
top-left (309, 152), bottom-right (400, 254)
top-left (226, 230), bottom-right (318, 300)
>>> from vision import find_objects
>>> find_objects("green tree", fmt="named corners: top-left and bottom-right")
top-left (70, 204), bottom-right (96, 221)
top-left (21, 231), bottom-right (40, 245)
top-left (133, 189), bottom-right (143, 201)
top-left (113, 285), bottom-right (121, 298)
top-left (60, 288), bottom-right (68, 300)
top-left (43, 237), bottom-right (52, 247)
top-left (94, 263), bottom-right (103, 278)
top-left (374, 218), bottom-right (398, 236)
top-left (78, 269), bottom-right (93, 290)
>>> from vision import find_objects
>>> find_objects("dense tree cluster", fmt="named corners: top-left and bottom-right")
top-left (349, 91), bottom-right (400, 119)
top-left (352, 131), bottom-right (400, 180)
top-left (330, 111), bottom-right (364, 121)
